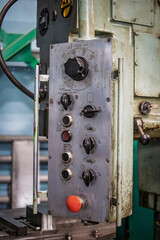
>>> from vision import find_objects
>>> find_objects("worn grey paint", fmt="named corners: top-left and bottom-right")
top-left (48, 39), bottom-right (112, 222)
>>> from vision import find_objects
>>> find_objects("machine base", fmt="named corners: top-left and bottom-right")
top-left (0, 204), bottom-right (116, 240)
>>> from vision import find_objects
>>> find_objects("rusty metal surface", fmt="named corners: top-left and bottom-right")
top-left (78, 0), bottom-right (95, 40)
top-left (134, 32), bottom-right (160, 98)
top-left (133, 0), bottom-right (160, 36)
top-left (112, 0), bottom-right (154, 26)
top-left (110, 40), bottom-right (133, 222)
top-left (94, 0), bottom-right (132, 45)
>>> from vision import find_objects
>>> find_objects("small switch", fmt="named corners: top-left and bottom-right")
top-left (82, 169), bottom-right (95, 187)
top-left (83, 137), bottom-right (96, 154)
top-left (81, 105), bottom-right (101, 118)
top-left (60, 93), bottom-right (72, 110)
top-left (66, 195), bottom-right (83, 213)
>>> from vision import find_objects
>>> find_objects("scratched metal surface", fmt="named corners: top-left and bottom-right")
top-left (48, 38), bottom-right (112, 222)
top-left (112, 0), bottom-right (154, 27)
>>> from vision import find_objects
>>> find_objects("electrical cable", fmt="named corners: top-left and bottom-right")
top-left (0, 0), bottom-right (34, 100)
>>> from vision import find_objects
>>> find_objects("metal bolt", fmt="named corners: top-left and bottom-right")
top-left (52, 10), bottom-right (57, 21)
top-left (134, 61), bottom-right (138, 66)
top-left (134, 32), bottom-right (139, 36)
top-left (112, 70), bottom-right (119, 79)
top-left (106, 158), bottom-right (110, 163)
top-left (75, 95), bottom-right (78, 100)
top-left (93, 230), bottom-right (99, 238)
top-left (65, 234), bottom-right (72, 240)
top-left (50, 98), bottom-right (54, 104)
top-left (106, 97), bottom-right (110, 102)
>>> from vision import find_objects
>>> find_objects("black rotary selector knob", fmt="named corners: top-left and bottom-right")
top-left (64, 57), bottom-right (89, 81)
top-left (60, 93), bottom-right (72, 110)
top-left (82, 169), bottom-right (95, 187)
top-left (82, 105), bottom-right (101, 118)
top-left (83, 137), bottom-right (95, 155)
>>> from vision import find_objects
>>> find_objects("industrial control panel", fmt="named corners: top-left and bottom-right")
top-left (48, 38), bottom-right (112, 222)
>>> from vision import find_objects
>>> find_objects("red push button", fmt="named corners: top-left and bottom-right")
top-left (66, 195), bottom-right (83, 213)
top-left (61, 130), bottom-right (72, 142)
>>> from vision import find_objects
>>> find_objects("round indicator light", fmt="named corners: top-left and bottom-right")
top-left (62, 114), bottom-right (73, 127)
top-left (61, 130), bottom-right (72, 142)
top-left (66, 195), bottom-right (83, 213)
top-left (61, 168), bottom-right (72, 181)
top-left (61, 151), bottom-right (72, 163)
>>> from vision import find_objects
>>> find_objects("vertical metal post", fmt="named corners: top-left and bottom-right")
top-left (33, 65), bottom-right (39, 215)
top-left (116, 58), bottom-right (123, 227)
top-left (78, 0), bottom-right (95, 40)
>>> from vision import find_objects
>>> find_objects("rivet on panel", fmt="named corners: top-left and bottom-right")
top-left (50, 98), bottom-right (54, 104)
top-left (134, 32), bottom-right (139, 36)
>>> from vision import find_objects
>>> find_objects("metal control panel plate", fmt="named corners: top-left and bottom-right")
top-left (48, 39), bottom-right (112, 222)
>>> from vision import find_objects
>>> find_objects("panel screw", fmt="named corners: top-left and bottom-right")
top-left (106, 97), bottom-right (110, 102)
top-left (93, 230), bottom-right (99, 238)
top-left (106, 158), bottom-right (110, 163)
top-left (134, 32), bottom-right (139, 36)
top-left (75, 95), bottom-right (78, 99)
top-left (134, 61), bottom-right (138, 66)
top-left (50, 98), bottom-right (54, 104)
top-left (65, 234), bottom-right (72, 240)
top-left (52, 10), bottom-right (57, 21)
